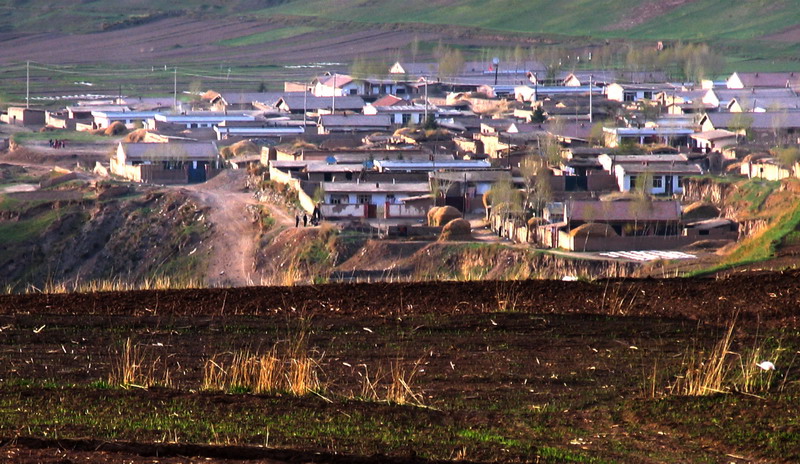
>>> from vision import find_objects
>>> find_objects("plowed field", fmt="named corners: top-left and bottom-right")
top-left (1, 273), bottom-right (798, 463)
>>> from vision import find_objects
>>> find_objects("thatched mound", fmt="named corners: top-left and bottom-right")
top-left (569, 223), bottom-right (618, 238)
top-left (527, 217), bottom-right (547, 228)
top-left (482, 190), bottom-right (493, 209)
top-left (439, 218), bottom-right (472, 241)
top-left (104, 121), bottom-right (127, 136)
top-left (682, 201), bottom-right (720, 221)
top-left (427, 205), bottom-right (462, 226)
top-left (123, 129), bottom-right (147, 143)
top-left (229, 140), bottom-right (259, 157)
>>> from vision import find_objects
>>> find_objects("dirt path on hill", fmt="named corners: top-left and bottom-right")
top-left (183, 169), bottom-right (292, 288)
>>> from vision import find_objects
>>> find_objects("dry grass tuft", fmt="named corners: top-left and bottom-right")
top-left (386, 359), bottom-right (425, 406)
top-left (202, 330), bottom-right (322, 395)
top-left (109, 338), bottom-right (172, 388)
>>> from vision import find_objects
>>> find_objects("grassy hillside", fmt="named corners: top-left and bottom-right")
top-left (260, 0), bottom-right (798, 42)
top-left (2, 0), bottom-right (798, 44)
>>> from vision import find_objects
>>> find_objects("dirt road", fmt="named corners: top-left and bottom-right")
top-left (183, 170), bottom-right (261, 287)
top-left (183, 169), bottom-right (293, 287)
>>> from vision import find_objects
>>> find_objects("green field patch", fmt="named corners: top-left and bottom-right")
top-left (217, 27), bottom-right (318, 47)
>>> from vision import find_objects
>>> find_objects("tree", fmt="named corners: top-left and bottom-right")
top-left (520, 155), bottom-right (552, 217)
top-left (489, 178), bottom-right (523, 216)
top-left (588, 121), bottom-right (608, 147)
top-left (775, 146), bottom-right (800, 170)
top-left (630, 170), bottom-right (654, 236)
top-left (530, 106), bottom-right (547, 123)
top-left (728, 113), bottom-right (754, 142)
top-left (410, 35), bottom-right (420, 63)
top-left (350, 57), bottom-right (386, 79)
top-left (438, 48), bottom-right (465, 78)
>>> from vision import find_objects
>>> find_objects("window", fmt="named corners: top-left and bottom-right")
top-left (643, 91), bottom-right (653, 100)
top-left (331, 194), bottom-right (348, 205)
top-left (628, 175), bottom-right (637, 189)
top-left (386, 194), bottom-right (396, 204)
top-left (357, 194), bottom-right (372, 204)
top-left (349, 88), bottom-right (357, 95)
top-left (624, 92), bottom-right (635, 102)
top-left (652, 176), bottom-right (663, 189)
top-left (401, 113), bottom-right (411, 125)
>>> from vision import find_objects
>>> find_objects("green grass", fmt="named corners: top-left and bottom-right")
top-left (216, 26), bottom-right (318, 47)
top-left (0, 209), bottom-right (60, 244)
top-left (259, 0), bottom-right (798, 43)
top-left (633, 394), bottom-right (800, 461)
top-left (11, 130), bottom-right (111, 145)
top-left (688, 197), bottom-right (800, 276)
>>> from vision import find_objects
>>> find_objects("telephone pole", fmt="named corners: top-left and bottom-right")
top-left (26, 61), bottom-right (30, 109)
top-left (173, 67), bottom-right (178, 110)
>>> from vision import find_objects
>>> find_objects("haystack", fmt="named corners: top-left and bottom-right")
top-left (439, 218), bottom-right (472, 241)
top-left (428, 205), bottom-right (462, 226)
top-left (682, 201), bottom-right (720, 222)
top-left (123, 129), bottom-right (147, 143)
top-left (527, 217), bottom-right (547, 228)
top-left (229, 140), bottom-right (259, 157)
top-left (569, 223), bottom-right (618, 238)
top-left (104, 121), bottom-right (127, 136)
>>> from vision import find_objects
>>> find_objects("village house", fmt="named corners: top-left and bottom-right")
top-left (603, 127), bottom-right (694, 148)
top-left (320, 180), bottom-right (431, 219)
top-left (699, 112), bottom-right (800, 143)
top-left (317, 114), bottom-right (392, 134)
top-left (90, 111), bottom-right (159, 130)
top-left (726, 72), bottom-right (800, 89)
top-left (606, 83), bottom-right (679, 103)
top-left (110, 142), bottom-right (223, 184)
top-left (536, 199), bottom-right (694, 252)
top-left (363, 101), bottom-right (430, 126)
top-left (704, 88), bottom-right (797, 111)
top-left (145, 112), bottom-right (258, 130)
top-left (275, 95), bottom-right (365, 115)
top-left (1, 107), bottom-right (46, 127)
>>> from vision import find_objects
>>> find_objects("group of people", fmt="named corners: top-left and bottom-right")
top-left (295, 213), bottom-right (319, 227)
top-left (295, 205), bottom-right (323, 228)
top-left (48, 139), bottom-right (67, 149)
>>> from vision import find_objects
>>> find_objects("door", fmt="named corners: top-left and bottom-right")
top-left (187, 161), bottom-right (206, 183)
top-left (665, 175), bottom-right (674, 195)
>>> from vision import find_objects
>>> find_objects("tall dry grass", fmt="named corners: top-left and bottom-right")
top-left (669, 318), bottom-right (787, 396)
top-left (202, 330), bottom-right (322, 395)
top-left (109, 337), bottom-right (172, 388)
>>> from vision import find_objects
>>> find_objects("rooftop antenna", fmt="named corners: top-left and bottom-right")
top-left (25, 60), bottom-right (29, 109)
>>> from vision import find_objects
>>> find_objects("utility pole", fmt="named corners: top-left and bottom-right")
top-left (25, 61), bottom-right (29, 109)
top-left (303, 81), bottom-right (308, 127)
top-left (423, 77), bottom-right (428, 123)
top-left (173, 67), bottom-right (178, 110)
top-left (588, 74), bottom-right (593, 123)
top-left (492, 57), bottom-right (500, 86)
top-left (331, 73), bottom-right (336, 114)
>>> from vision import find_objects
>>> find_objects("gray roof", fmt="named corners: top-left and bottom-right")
top-left (277, 95), bottom-right (365, 111)
top-left (704, 111), bottom-right (800, 130)
top-left (120, 142), bottom-right (219, 161)
top-left (220, 92), bottom-right (287, 106)
top-left (567, 200), bottom-right (681, 222)
top-left (322, 181), bottom-right (430, 194)
top-left (617, 163), bottom-right (703, 175)
top-left (319, 114), bottom-right (392, 128)
top-left (431, 170), bottom-right (512, 183)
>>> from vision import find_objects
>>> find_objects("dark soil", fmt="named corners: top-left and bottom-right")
top-left (0, 272), bottom-right (799, 463)
top-left (1, 270), bottom-right (797, 325)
